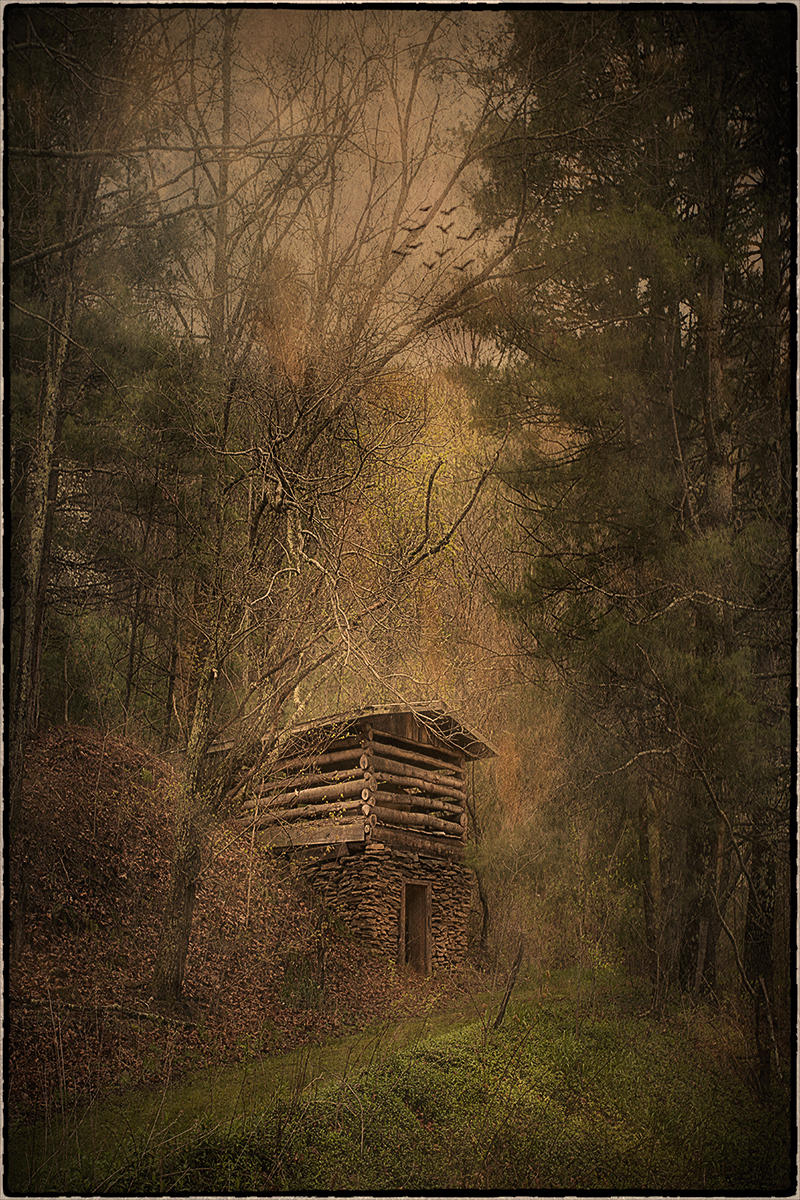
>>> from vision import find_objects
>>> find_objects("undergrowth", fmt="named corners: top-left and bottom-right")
top-left (12, 983), bottom-right (793, 1196)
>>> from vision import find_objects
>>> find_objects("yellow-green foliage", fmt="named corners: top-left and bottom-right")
top-left (96, 978), bottom-right (792, 1195)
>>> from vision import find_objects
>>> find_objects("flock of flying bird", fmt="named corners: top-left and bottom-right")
top-left (390, 202), bottom-right (480, 273)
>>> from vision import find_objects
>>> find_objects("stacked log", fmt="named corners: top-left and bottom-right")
top-left (368, 754), bottom-right (466, 800)
top-left (258, 766), bottom-right (365, 793)
top-left (246, 783), bottom-right (369, 824)
top-left (376, 824), bottom-right (464, 861)
top-left (244, 737), bottom-right (370, 846)
top-left (240, 722), bottom-right (470, 856)
top-left (372, 799), bottom-right (466, 835)
top-left (361, 728), bottom-right (467, 847)
top-left (272, 744), bottom-right (365, 775)
top-left (265, 821), bottom-right (366, 849)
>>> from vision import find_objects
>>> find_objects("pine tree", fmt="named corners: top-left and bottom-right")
top-left (465, 9), bottom-right (793, 1075)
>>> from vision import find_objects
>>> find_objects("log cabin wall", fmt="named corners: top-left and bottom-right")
top-left (244, 730), bottom-right (372, 849)
top-left (364, 714), bottom-right (468, 853)
top-left (246, 711), bottom-right (471, 853)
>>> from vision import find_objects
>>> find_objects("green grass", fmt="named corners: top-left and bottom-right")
top-left (5, 985), bottom-right (504, 1195)
top-left (6, 974), bottom-right (794, 1195)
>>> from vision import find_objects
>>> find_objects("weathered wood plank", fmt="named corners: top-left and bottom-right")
top-left (260, 820), bottom-right (367, 848)
top-left (368, 737), bottom-right (464, 778)
top-left (366, 724), bottom-right (462, 765)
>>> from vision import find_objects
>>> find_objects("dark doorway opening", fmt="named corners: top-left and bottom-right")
top-left (403, 882), bottom-right (430, 973)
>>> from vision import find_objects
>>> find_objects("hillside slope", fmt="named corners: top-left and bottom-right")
top-left (7, 725), bottom-right (475, 1119)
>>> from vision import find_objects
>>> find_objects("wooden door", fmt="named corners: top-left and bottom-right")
top-left (403, 882), bottom-right (431, 973)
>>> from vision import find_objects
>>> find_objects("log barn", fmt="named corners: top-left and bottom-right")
top-left (244, 704), bottom-right (494, 973)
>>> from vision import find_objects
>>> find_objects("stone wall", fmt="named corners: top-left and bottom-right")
top-left (301, 844), bottom-right (471, 970)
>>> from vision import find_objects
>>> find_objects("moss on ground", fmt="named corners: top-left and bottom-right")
top-left (7, 974), bottom-right (793, 1196)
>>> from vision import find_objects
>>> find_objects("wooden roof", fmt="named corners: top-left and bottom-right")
top-left (278, 702), bottom-right (496, 761)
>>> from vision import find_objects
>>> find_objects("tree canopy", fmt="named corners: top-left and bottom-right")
top-left (7, 7), bottom-right (794, 1085)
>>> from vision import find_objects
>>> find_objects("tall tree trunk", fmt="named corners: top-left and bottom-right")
top-left (153, 18), bottom-right (234, 1005)
top-left (9, 275), bottom-right (74, 864)
top-left (161, 475), bottom-right (184, 752)
top-left (693, 52), bottom-right (784, 1085)
top-left (161, 624), bottom-right (179, 753)
top-left (123, 465), bottom-right (160, 731)
top-left (209, 10), bottom-right (232, 363)
top-left (743, 810), bottom-right (777, 1095)
top-left (123, 582), bottom-right (144, 729)
top-left (739, 137), bottom-right (789, 1096)
top-left (465, 763), bottom-right (492, 964)
top-left (676, 809), bottom-right (715, 994)
top-left (475, 869), bottom-right (492, 964)
top-left (694, 815), bottom-right (729, 995)
top-left (152, 654), bottom-right (218, 1007)
top-left (638, 786), bottom-right (666, 1007)
top-left (30, 456), bottom-right (62, 731)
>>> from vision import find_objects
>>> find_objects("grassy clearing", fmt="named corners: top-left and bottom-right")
top-left (6, 974), bottom-right (794, 1196)
top-left (5, 984), bottom-right (506, 1195)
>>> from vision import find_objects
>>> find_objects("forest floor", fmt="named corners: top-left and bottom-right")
top-left (6, 725), bottom-right (795, 1195)
top-left (6, 985), bottom-right (514, 1193)
top-left (7, 973), bottom-right (794, 1196)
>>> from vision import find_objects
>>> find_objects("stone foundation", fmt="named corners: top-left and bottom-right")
top-left (300, 844), bottom-right (471, 970)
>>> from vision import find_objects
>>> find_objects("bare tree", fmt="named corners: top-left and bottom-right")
top-left (133, 10), bottom-right (527, 1005)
